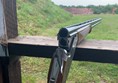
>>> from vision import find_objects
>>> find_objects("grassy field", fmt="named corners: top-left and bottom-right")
top-left (30, 14), bottom-right (118, 40)
top-left (17, 0), bottom-right (71, 36)
top-left (20, 14), bottom-right (118, 83)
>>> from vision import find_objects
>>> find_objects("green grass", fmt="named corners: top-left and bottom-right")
top-left (17, 0), bottom-right (71, 36)
top-left (20, 14), bottom-right (118, 83)
top-left (21, 57), bottom-right (50, 83)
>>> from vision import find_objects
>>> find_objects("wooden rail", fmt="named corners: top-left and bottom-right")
top-left (8, 36), bottom-right (118, 64)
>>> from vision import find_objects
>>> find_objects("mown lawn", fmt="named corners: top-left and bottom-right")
top-left (21, 14), bottom-right (118, 83)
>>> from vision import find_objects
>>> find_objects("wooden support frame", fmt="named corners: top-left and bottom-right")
top-left (0, 0), bottom-right (21, 83)
top-left (8, 36), bottom-right (118, 64)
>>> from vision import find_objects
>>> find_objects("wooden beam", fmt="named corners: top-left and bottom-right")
top-left (79, 39), bottom-right (118, 51)
top-left (3, 0), bottom-right (18, 39)
top-left (0, 0), bottom-right (21, 83)
top-left (8, 36), bottom-right (118, 64)
top-left (0, 0), bottom-right (7, 43)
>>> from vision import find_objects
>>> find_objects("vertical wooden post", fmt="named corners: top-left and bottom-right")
top-left (0, 0), bottom-right (21, 83)
top-left (0, 64), bottom-right (3, 83)
top-left (3, 0), bottom-right (18, 38)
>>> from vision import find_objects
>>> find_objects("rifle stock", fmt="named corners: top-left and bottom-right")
top-left (48, 18), bottom-right (102, 83)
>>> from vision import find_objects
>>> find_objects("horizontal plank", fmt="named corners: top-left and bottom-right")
top-left (79, 39), bottom-right (118, 51)
top-left (8, 36), bottom-right (58, 46)
top-left (9, 36), bottom-right (118, 51)
top-left (8, 36), bottom-right (118, 64)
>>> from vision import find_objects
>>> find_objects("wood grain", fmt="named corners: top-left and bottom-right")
top-left (9, 36), bottom-right (118, 51)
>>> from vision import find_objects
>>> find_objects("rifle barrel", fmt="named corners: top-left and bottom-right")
top-left (58, 18), bottom-right (102, 37)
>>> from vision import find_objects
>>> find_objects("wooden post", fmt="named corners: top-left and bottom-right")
top-left (3, 0), bottom-right (18, 38)
top-left (0, 0), bottom-right (21, 83)
top-left (0, 64), bottom-right (3, 83)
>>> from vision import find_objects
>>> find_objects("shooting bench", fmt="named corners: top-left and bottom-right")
top-left (0, 1), bottom-right (118, 83)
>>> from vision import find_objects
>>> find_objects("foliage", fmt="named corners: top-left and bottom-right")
top-left (28, 0), bottom-right (37, 4)
top-left (60, 4), bottom-right (118, 14)
top-left (87, 5), bottom-right (117, 14)
top-left (115, 9), bottom-right (118, 14)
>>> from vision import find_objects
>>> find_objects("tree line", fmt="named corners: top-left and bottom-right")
top-left (60, 4), bottom-right (118, 14)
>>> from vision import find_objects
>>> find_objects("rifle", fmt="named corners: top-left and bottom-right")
top-left (48, 18), bottom-right (102, 83)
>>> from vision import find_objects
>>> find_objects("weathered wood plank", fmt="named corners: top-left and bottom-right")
top-left (8, 36), bottom-right (118, 51)
top-left (3, 0), bottom-right (18, 39)
top-left (0, 0), bottom-right (7, 43)
top-left (79, 39), bottom-right (118, 51)
top-left (8, 58), bottom-right (21, 83)
top-left (0, 0), bottom-right (18, 42)
top-left (9, 36), bottom-right (58, 46)
top-left (0, 64), bottom-right (3, 83)
top-left (8, 36), bottom-right (118, 64)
